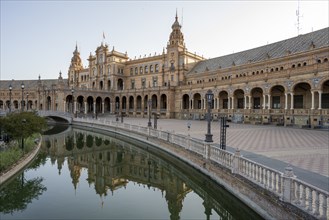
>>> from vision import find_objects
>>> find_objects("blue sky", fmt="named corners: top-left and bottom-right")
top-left (1, 0), bottom-right (328, 81)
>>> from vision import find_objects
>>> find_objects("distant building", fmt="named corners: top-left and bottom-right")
top-left (1, 14), bottom-right (328, 128)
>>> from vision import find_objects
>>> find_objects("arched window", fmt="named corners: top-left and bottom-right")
top-left (140, 66), bottom-right (143, 74)
top-left (135, 67), bottom-right (138, 75)
top-left (150, 65), bottom-right (154, 73)
top-left (145, 66), bottom-right (148, 73)
top-left (130, 68), bottom-right (133, 76)
top-left (155, 64), bottom-right (159, 72)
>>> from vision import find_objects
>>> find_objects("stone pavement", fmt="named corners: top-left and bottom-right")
top-left (100, 115), bottom-right (329, 180)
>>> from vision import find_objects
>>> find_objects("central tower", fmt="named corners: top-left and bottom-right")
top-left (165, 12), bottom-right (186, 86)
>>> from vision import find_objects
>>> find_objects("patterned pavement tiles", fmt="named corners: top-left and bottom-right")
top-left (103, 116), bottom-right (329, 177)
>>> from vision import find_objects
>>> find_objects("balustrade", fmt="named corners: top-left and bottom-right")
top-left (72, 116), bottom-right (329, 219)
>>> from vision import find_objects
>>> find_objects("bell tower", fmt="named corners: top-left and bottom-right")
top-left (68, 44), bottom-right (83, 87)
top-left (168, 11), bottom-right (185, 49)
top-left (166, 11), bottom-right (186, 86)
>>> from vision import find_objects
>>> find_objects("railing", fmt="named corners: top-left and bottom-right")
top-left (291, 178), bottom-right (329, 218)
top-left (73, 117), bottom-right (329, 219)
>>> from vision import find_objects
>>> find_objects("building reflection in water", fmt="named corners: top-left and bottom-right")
top-left (42, 127), bottom-right (262, 220)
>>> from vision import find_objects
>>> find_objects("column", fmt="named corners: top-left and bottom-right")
top-left (133, 97), bottom-right (137, 113)
top-left (74, 101), bottom-right (76, 114)
top-left (84, 102), bottom-right (87, 114)
top-left (318, 91), bottom-right (322, 109)
top-left (228, 97), bottom-right (231, 110)
top-left (217, 98), bottom-right (219, 109)
top-left (249, 96), bottom-right (252, 109)
top-left (285, 93), bottom-right (288, 110)
top-left (290, 92), bottom-right (294, 110)
top-left (244, 96), bottom-right (247, 109)
top-left (311, 91), bottom-right (315, 110)
top-left (63, 100), bottom-right (66, 112)
top-left (102, 102), bottom-right (105, 114)
top-left (93, 102), bottom-right (96, 115)
top-left (263, 94), bottom-right (266, 109)
top-left (191, 99), bottom-right (194, 109)
top-left (231, 96), bottom-right (234, 110)
top-left (268, 94), bottom-right (271, 109)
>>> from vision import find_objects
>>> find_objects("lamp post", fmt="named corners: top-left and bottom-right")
top-left (121, 109), bottom-right (123, 123)
top-left (116, 102), bottom-right (119, 122)
top-left (26, 92), bottom-right (29, 111)
top-left (220, 116), bottom-right (229, 150)
top-left (71, 88), bottom-right (75, 117)
top-left (148, 99), bottom-right (152, 127)
top-left (205, 90), bottom-right (214, 142)
top-left (21, 82), bottom-right (25, 112)
top-left (21, 119), bottom-right (26, 150)
top-left (9, 84), bottom-right (12, 113)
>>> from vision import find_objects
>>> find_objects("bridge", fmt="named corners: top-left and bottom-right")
top-left (37, 110), bottom-right (73, 124)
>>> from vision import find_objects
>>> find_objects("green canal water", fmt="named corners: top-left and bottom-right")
top-left (0, 125), bottom-right (263, 219)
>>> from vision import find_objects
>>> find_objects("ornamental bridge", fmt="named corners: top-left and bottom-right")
top-left (37, 110), bottom-right (73, 124)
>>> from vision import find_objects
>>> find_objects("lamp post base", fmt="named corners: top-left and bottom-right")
top-left (205, 134), bottom-right (213, 143)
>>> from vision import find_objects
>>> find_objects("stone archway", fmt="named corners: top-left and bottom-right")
top-left (193, 93), bottom-right (201, 109)
top-left (182, 94), bottom-right (189, 109)
top-left (293, 82), bottom-right (311, 109)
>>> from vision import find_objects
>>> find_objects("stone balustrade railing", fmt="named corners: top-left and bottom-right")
top-left (73, 117), bottom-right (328, 219)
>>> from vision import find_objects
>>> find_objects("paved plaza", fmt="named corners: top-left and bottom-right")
top-left (101, 115), bottom-right (329, 178)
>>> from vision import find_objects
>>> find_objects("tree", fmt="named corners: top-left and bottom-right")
top-left (0, 174), bottom-right (47, 214)
top-left (1, 111), bottom-right (47, 143)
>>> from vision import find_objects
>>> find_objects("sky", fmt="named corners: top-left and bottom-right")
top-left (1, 0), bottom-right (328, 81)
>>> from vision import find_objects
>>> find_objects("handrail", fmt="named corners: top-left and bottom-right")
top-left (73, 117), bottom-right (328, 219)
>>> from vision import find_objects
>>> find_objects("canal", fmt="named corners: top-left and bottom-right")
top-left (1, 125), bottom-right (263, 219)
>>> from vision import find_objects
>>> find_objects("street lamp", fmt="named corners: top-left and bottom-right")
top-left (219, 116), bottom-right (229, 150)
top-left (26, 92), bottom-right (29, 111)
top-left (21, 119), bottom-right (26, 150)
top-left (205, 90), bottom-right (214, 142)
top-left (116, 102), bottom-right (119, 122)
top-left (121, 109), bottom-right (123, 123)
top-left (148, 99), bottom-right (152, 127)
top-left (71, 88), bottom-right (75, 117)
top-left (9, 84), bottom-right (12, 113)
top-left (21, 82), bottom-right (25, 112)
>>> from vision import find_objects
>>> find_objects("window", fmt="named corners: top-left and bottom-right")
top-left (145, 66), bottom-right (148, 73)
top-left (152, 76), bottom-right (158, 87)
top-left (272, 96), bottom-right (280, 109)
top-left (135, 67), bottom-right (138, 75)
top-left (150, 65), bottom-right (154, 73)
top-left (140, 66), bottom-right (143, 74)
top-left (223, 99), bottom-right (228, 109)
top-left (171, 75), bottom-right (174, 81)
top-left (131, 80), bottom-right (135, 89)
top-left (253, 97), bottom-right (261, 109)
top-left (141, 78), bottom-right (146, 88)
top-left (294, 95), bottom-right (303, 109)
top-left (155, 64), bottom-right (159, 72)
top-left (130, 68), bottom-right (133, 76)
top-left (237, 98), bottom-right (244, 109)
top-left (322, 93), bottom-right (329, 108)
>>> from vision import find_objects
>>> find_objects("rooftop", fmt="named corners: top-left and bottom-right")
top-left (188, 27), bottom-right (329, 75)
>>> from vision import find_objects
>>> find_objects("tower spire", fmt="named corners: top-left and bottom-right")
top-left (175, 8), bottom-right (178, 21)
top-left (75, 41), bottom-right (78, 52)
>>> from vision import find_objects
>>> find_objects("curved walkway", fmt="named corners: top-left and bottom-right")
top-left (0, 138), bottom-right (42, 185)
top-left (109, 116), bottom-right (328, 178)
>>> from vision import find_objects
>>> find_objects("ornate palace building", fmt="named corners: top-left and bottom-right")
top-left (1, 14), bottom-right (329, 128)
